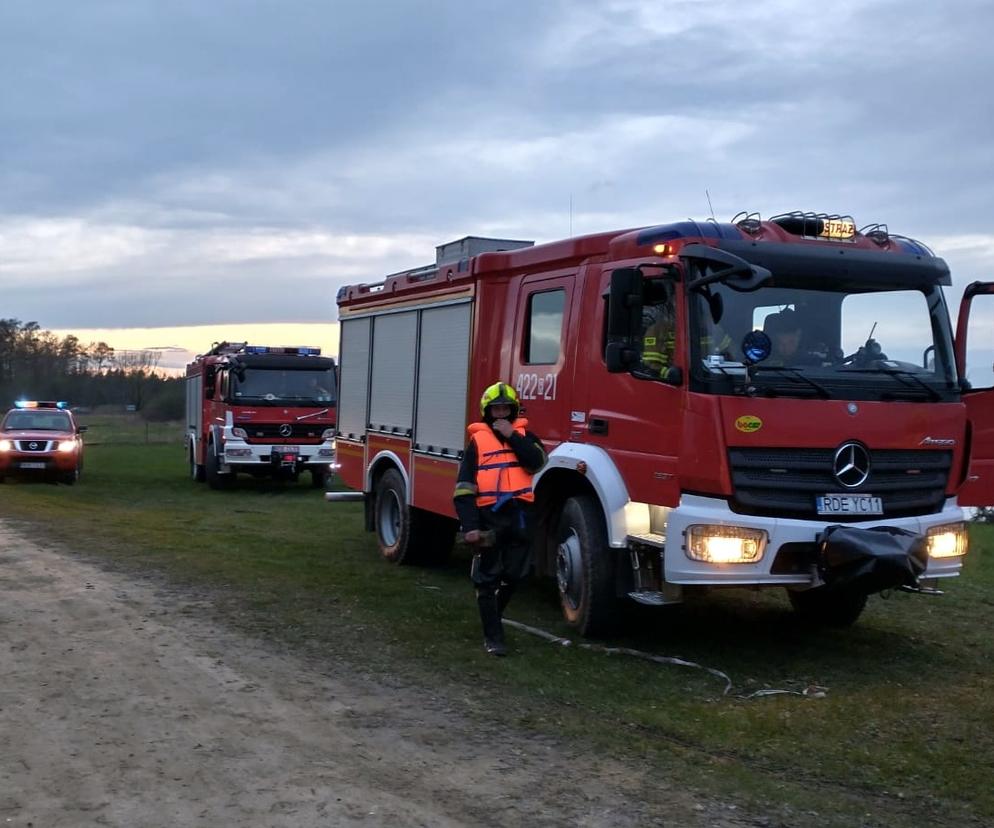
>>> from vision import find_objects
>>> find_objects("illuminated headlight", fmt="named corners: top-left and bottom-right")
top-left (322, 429), bottom-right (336, 440)
top-left (57, 439), bottom-right (76, 453)
top-left (685, 524), bottom-right (767, 564)
top-left (926, 522), bottom-right (968, 559)
top-left (0, 439), bottom-right (11, 452)
top-left (225, 447), bottom-right (253, 457)
top-left (231, 427), bottom-right (248, 439)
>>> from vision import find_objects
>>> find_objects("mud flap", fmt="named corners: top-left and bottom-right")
top-left (816, 525), bottom-right (928, 595)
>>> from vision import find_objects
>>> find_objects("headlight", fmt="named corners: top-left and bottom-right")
top-left (926, 522), bottom-right (968, 558)
top-left (685, 524), bottom-right (767, 563)
top-left (322, 428), bottom-right (336, 440)
top-left (0, 439), bottom-right (11, 452)
top-left (57, 439), bottom-right (76, 453)
top-left (231, 427), bottom-right (248, 439)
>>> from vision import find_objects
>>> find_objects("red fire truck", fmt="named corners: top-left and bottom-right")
top-left (327, 214), bottom-right (994, 636)
top-left (185, 342), bottom-right (337, 489)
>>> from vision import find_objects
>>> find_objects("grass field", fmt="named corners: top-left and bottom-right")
top-left (77, 413), bottom-right (185, 445)
top-left (1, 436), bottom-right (992, 827)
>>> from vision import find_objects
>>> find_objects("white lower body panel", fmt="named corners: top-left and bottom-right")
top-left (662, 494), bottom-right (966, 586)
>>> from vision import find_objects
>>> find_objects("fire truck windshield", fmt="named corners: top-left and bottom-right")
top-left (230, 368), bottom-right (337, 405)
top-left (687, 280), bottom-right (959, 402)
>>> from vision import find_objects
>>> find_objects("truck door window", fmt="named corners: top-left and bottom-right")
top-left (964, 294), bottom-right (994, 389)
top-left (525, 289), bottom-right (565, 364)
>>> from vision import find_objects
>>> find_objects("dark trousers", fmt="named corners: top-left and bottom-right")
top-left (471, 501), bottom-right (532, 641)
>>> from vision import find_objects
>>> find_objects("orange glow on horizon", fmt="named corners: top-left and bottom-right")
top-left (50, 322), bottom-right (340, 375)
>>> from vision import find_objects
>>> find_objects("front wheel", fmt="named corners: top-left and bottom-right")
top-left (788, 586), bottom-right (867, 627)
top-left (555, 495), bottom-right (618, 638)
top-left (310, 468), bottom-right (328, 488)
top-left (206, 442), bottom-right (234, 490)
top-left (190, 444), bottom-right (206, 482)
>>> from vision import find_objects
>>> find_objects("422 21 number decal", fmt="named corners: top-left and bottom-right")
top-left (515, 372), bottom-right (558, 401)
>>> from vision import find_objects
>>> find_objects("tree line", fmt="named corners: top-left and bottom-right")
top-left (0, 319), bottom-right (184, 420)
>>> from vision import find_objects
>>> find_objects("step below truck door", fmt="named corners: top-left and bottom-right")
top-left (956, 281), bottom-right (994, 506)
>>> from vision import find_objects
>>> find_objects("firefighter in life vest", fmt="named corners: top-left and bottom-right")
top-left (453, 382), bottom-right (547, 656)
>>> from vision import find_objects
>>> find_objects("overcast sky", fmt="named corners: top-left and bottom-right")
top-left (2, 0), bottom-right (993, 355)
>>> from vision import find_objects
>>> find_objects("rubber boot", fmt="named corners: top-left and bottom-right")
top-left (477, 592), bottom-right (507, 656)
top-left (496, 581), bottom-right (516, 619)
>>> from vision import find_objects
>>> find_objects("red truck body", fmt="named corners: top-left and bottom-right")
top-left (329, 213), bottom-right (994, 635)
top-left (185, 342), bottom-right (337, 489)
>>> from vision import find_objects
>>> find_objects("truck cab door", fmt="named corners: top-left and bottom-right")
top-left (510, 272), bottom-right (575, 444)
top-left (955, 281), bottom-right (994, 506)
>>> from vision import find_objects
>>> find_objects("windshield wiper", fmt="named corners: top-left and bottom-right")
top-left (838, 367), bottom-right (943, 401)
top-left (749, 365), bottom-right (832, 398)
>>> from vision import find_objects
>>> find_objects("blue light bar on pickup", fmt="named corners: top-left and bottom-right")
top-left (14, 400), bottom-right (69, 409)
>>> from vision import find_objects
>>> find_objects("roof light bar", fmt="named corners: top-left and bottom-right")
top-left (13, 400), bottom-right (69, 409)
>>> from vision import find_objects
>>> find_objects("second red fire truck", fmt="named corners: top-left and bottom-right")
top-left (327, 214), bottom-right (994, 636)
top-left (185, 342), bottom-right (337, 489)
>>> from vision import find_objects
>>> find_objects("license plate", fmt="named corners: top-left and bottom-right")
top-left (816, 494), bottom-right (883, 515)
top-left (19, 462), bottom-right (46, 470)
top-left (276, 446), bottom-right (299, 454)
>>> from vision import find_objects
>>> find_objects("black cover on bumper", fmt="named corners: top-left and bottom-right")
top-left (816, 525), bottom-right (928, 595)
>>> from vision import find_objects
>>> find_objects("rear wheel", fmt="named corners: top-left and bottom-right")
top-left (555, 495), bottom-right (618, 638)
top-left (375, 468), bottom-right (418, 564)
top-left (373, 468), bottom-right (449, 565)
top-left (788, 586), bottom-right (867, 627)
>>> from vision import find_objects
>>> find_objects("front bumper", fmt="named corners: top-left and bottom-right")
top-left (221, 440), bottom-right (334, 471)
top-left (662, 494), bottom-right (966, 586)
top-left (0, 453), bottom-right (79, 475)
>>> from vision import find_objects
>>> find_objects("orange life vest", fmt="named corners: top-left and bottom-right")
top-left (468, 418), bottom-right (535, 508)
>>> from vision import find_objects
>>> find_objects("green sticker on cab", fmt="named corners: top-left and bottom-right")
top-left (735, 415), bottom-right (763, 433)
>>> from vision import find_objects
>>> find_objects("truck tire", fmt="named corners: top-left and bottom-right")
top-left (190, 445), bottom-right (206, 483)
top-left (63, 467), bottom-right (80, 486)
top-left (310, 468), bottom-right (327, 488)
top-left (788, 586), bottom-right (867, 627)
top-left (373, 467), bottom-right (454, 566)
top-left (206, 441), bottom-right (234, 490)
top-left (555, 495), bottom-right (618, 638)
top-left (374, 468), bottom-right (421, 564)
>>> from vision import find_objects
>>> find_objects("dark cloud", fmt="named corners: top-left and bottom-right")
top-left (2, 0), bottom-right (993, 331)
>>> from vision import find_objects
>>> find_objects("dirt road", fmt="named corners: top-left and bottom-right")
top-left (0, 520), bottom-right (758, 827)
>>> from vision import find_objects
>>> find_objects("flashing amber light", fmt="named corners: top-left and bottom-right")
top-left (653, 243), bottom-right (673, 256)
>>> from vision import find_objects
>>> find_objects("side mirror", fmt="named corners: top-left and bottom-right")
top-left (606, 268), bottom-right (644, 373)
top-left (77, 425), bottom-right (88, 433)
top-left (607, 267), bottom-right (643, 338)
top-left (606, 341), bottom-right (639, 373)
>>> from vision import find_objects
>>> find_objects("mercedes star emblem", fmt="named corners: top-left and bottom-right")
top-left (278, 424), bottom-right (293, 437)
top-left (833, 442), bottom-right (870, 488)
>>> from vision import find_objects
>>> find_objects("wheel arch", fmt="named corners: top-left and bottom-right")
top-left (533, 442), bottom-right (647, 549)
top-left (365, 451), bottom-right (409, 532)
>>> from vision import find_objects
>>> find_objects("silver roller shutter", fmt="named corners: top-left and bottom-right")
top-left (369, 311), bottom-right (418, 433)
top-left (414, 302), bottom-right (471, 457)
top-left (337, 317), bottom-right (371, 440)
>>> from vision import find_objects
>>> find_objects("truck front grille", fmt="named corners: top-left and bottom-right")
top-left (238, 424), bottom-right (325, 443)
top-left (728, 447), bottom-right (952, 519)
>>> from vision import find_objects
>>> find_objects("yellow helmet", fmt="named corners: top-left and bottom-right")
top-left (479, 381), bottom-right (519, 417)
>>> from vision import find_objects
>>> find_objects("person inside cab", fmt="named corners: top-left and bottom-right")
top-left (763, 308), bottom-right (805, 365)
